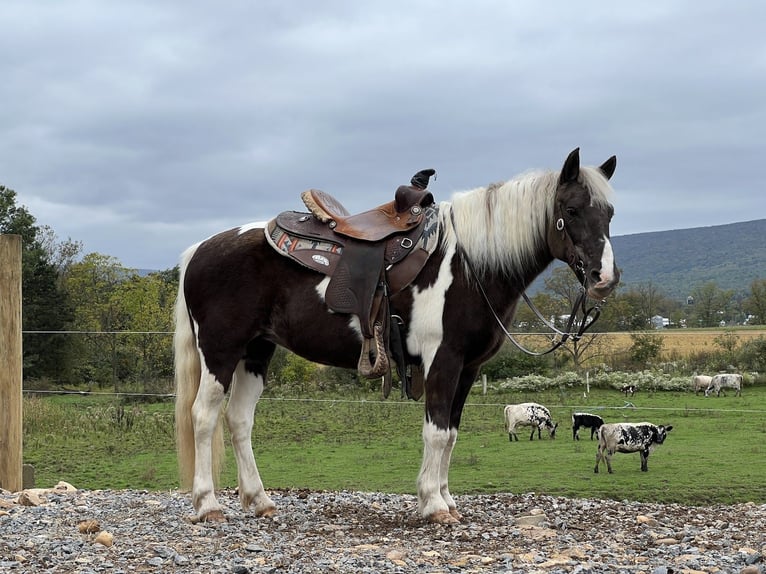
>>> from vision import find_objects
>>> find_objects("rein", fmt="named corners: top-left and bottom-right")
top-left (449, 209), bottom-right (606, 356)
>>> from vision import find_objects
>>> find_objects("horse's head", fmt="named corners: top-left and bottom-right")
top-left (548, 148), bottom-right (620, 300)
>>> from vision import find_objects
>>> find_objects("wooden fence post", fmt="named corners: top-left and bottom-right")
top-left (0, 234), bottom-right (23, 492)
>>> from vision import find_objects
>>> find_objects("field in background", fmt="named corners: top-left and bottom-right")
top-left (21, 385), bottom-right (766, 506)
top-left (513, 328), bottom-right (766, 363)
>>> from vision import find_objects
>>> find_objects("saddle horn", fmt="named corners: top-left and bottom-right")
top-left (411, 168), bottom-right (436, 190)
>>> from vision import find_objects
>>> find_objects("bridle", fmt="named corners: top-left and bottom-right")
top-left (450, 208), bottom-right (606, 356)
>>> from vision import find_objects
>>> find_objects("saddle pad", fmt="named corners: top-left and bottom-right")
top-left (266, 218), bottom-right (343, 274)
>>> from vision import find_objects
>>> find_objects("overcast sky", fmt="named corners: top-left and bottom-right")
top-left (1, 1), bottom-right (764, 270)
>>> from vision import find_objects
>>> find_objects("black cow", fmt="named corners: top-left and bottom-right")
top-left (594, 422), bottom-right (673, 473)
top-left (572, 412), bottom-right (604, 441)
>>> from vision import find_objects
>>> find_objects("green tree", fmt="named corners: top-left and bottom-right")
top-left (62, 253), bottom-right (137, 389)
top-left (114, 273), bottom-right (176, 394)
top-left (744, 279), bottom-right (766, 325)
top-left (0, 185), bottom-right (75, 383)
top-left (691, 282), bottom-right (733, 328)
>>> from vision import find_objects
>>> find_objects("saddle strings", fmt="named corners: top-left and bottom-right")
top-left (448, 207), bottom-right (605, 357)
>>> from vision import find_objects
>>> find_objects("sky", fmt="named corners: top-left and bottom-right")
top-left (1, 1), bottom-right (764, 270)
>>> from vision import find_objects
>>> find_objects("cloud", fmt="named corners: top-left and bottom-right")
top-left (1, 0), bottom-right (764, 269)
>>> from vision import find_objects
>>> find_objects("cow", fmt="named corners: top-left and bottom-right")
top-left (504, 403), bottom-right (558, 442)
top-left (620, 384), bottom-right (636, 397)
top-left (571, 412), bottom-right (604, 441)
top-left (692, 374), bottom-right (712, 395)
top-left (594, 422), bottom-right (673, 473)
top-left (705, 373), bottom-right (743, 397)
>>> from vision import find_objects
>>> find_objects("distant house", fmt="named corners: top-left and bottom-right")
top-left (651, 315), bottom-right (670, 329)
top-left (686, 295), bottom-right (695, 305)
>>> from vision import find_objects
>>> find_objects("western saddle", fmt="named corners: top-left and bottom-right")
top-left (266, 169), bottom-right (439, 399)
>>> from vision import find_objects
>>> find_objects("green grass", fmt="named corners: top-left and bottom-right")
top-left (21, 385), bottom-right (766, 505)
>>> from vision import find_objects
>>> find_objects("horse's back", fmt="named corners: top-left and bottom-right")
top-left (182, 223), bottom-right (365, 370)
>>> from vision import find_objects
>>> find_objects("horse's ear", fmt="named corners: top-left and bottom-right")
top-left (559, 148), bottom-right (581, 184)
top-left (600, 156), bottom-right (617, 180)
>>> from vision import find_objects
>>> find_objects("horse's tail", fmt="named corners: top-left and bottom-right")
top-left (174, 244), bottom-right (224, 490)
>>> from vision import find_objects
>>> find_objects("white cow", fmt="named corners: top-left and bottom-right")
top-left (692, 374), bottom-right (712, 395)
top-left (705, 373), bottom-right (743, 397)
top-left (504, 402), bottom-right (558, 441)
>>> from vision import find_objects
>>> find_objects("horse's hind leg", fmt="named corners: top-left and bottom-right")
top-left (226, 357), bottom-right (276, 518)
top-left (191, 370), bottom-right (228, 522)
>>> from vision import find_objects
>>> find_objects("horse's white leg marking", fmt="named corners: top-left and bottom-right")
top-left (417, 420), bottom-right (453, 519)
top-left (596, 236), bottom-right (615, 287)
top-left (407, 245), bottom-right (459, 521)
top-left (439, 427), bottom-right (459, 514)
top-left (226, 361), bottom-right (276, 517)
top-left (407, 244), bottom-right (455, 378)
top-left (191, 362), bottom-right (226, 519)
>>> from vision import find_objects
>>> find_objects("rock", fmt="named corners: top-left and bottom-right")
top-left (78, 520), bottom-right (101, 534)
top-left (515, 513), bottom-right (547, 526)
top-left (53, 481), bottom-right (76, 493)
top-left (94, 531), bottom-right (114, 547)
top-left (17, 491), bottom-right (43, 507)
top-left (638, 514), bottom-right (661, 527)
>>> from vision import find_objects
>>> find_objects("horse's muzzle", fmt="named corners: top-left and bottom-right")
top-left (587, 266), bottom-right (620, 300)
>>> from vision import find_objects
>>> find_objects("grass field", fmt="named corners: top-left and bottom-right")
top-left (21, 383), bottom-right (766, 506)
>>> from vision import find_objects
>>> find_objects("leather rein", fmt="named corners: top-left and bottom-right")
top-left (449, 209), bottom-right (606, 356)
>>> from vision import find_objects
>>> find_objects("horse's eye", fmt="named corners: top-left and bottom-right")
top-left (566, 207), bottom-right (577, 217)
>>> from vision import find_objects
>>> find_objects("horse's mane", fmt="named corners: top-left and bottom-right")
top-left (442, 166), bottom-right (613, 278)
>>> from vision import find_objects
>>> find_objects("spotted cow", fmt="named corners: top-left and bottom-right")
top-left (594, 422), bottom-right (673, 473)
top-left (705, 373), bottom-right (742, 397)
top-left (504, 402), bottom-right (558, 442)
top-left (571, 412), bottom-right (605, 441)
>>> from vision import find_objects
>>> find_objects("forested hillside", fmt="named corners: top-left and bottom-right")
top-left (612, 219), bottom-right (766, 299)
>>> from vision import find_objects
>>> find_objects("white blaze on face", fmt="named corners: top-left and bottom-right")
top-left (597, 236), bottom-right (615, 286)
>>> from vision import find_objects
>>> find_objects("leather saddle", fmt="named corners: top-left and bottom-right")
top-left (265, 169), bottom-right (439, 399)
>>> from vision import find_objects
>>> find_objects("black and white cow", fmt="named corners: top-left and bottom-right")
top-left (504, 402), bottom-right (558, 442)
top-left (571, 412), bottom-right (605, 441)
top-left (594, 422), bottom-right (673, 473)
top-left (620, 384), bottom-right (636, 397)
top-left (705, 373), bottom-right (743, 397)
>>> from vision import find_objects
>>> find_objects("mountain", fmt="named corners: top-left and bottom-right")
top-left (611, 219), bottom-right (766, 300)
top-left (531, 219), bottom-right (766, 300)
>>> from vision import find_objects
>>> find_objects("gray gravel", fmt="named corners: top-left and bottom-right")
top-left (1, 485), bottom-right (764, 573)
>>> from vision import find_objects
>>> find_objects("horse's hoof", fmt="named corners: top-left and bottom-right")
top-left (197, 509), bottom-right (227, 523)
top-left (449, 508), bottom-right (463, 521)
top-left (256, 506), bottom-right (277, 518)
top-left (428, 510), bottom-right (460, 524)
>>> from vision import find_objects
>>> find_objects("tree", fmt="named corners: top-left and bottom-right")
top-left (744, 279), bottom-right (766, 325)
top-left (1, 185), bottom-right (75, 382)
top-left (541, 266), bottom-right (606, 371)
top-left (114, 273), bottom-right (177, 393)
top-left (691, 282), bottom-right (733, 328)
top-left (61, 253), bottom-right (137, 389)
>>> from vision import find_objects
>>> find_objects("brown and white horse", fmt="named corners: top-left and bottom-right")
top-left (174, 148), bottom-right (620, 524)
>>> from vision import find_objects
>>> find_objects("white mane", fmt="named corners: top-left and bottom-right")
top-left (441, 165), bottom-right (614, 278)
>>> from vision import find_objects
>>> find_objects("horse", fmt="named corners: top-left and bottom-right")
top-left (174, 148), bottom-right (620, 524)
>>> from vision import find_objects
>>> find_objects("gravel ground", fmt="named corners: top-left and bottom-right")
top-left (1, 484), bottom-right (764, 573)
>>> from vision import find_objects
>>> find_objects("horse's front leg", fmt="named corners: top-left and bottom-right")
top-left (417, 366), bottom-right (477, 524)
top-left (417, 419), bottom-right (458, 524)
top-left (226, 361), bottom-right (276, 518)
top-left (191, 371), bottom-right (227, 522)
